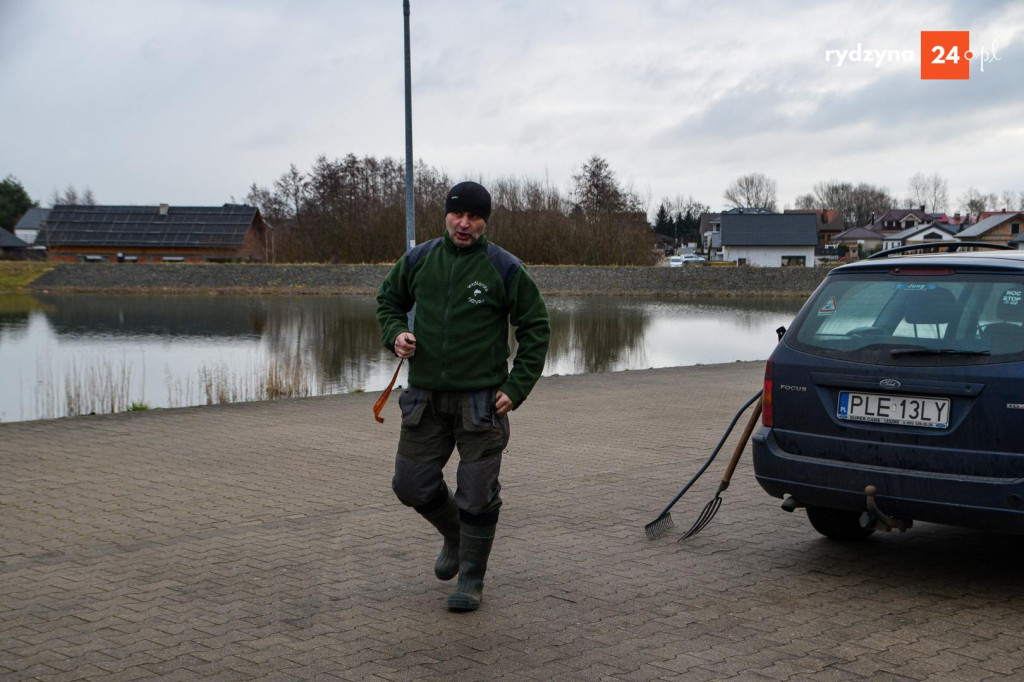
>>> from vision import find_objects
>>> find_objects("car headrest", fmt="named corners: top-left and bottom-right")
top-left (996, 287), bottom-right (1024, 323)
top-left (903, 287), bottom-right (957, 325)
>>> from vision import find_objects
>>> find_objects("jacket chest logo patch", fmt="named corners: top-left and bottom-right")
top-left (467, 281), bottom-right (489, 305)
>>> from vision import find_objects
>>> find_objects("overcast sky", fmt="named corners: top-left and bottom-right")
top-left (2, 0), bottom-right (1022, 217)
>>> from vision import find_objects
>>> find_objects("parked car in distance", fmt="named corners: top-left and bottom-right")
top-left (670, 254), bottom-right (705, 267)
top-left (754, 244), bottom-right (1024, 540)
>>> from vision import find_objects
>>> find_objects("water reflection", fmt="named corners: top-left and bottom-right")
top-left (0, 294), bottom-right (46, 339)
top-left (548, 298), bottom-right (650, 374)
top-left (39, 295), bottom-right (268, 339)
top-left (0, 293), bottom-right (801, 422)
top-left (257, 297), bottom-right (388, 393)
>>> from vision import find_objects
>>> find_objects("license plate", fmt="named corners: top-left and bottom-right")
top-left (837, 391), bottom-right (949, 428)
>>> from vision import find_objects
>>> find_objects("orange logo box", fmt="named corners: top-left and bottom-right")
top-left (921, 31), bottom-right (971, 80)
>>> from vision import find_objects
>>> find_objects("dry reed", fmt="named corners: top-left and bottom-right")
top-left (32, 353), bottom-right (319, 420)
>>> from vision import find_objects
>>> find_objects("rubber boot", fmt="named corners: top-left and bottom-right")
top-left (418, 493), bottom-right (460, 581)
top-left (447, 523), bottom-right (496, 612)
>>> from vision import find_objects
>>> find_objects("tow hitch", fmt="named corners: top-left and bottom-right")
top-left (863, 485), bottom-right (913, 532)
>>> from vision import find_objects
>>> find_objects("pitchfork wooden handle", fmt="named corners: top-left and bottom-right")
top-left (720, 397), bottom-right (763, 485)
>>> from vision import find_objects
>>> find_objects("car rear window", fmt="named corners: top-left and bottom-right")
top-left (787, 272), bottom-right (1024, 365)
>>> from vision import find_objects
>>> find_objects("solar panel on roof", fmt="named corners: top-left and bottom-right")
top-left (42, 205), bottom-right (257, 249)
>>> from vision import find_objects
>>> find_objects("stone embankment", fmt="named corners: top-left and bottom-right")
top-left (29, 262), bottom-right (832, 297)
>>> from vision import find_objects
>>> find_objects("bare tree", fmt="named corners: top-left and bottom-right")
top-left (849, 183), bottom-right (895, 227)
top-left (794, 193), bottom-right (817, 210)
top-left (1000, 190), bottom-right (1017, 212)
top-left (906, 172), bottom-right (948, 213)
top-left (665, 194), bottom-right (709, 218)
top-left (50, 184), bottom-right (97, 206)
top-left (794, 180), bottom-right (893, 226)
top-left (906, 173), bottom-right (928, 209)
top-left (959, 188), bottom-right (982, 217)
top-left (926, 174), bottom-right (949, 213)
top-left (810, 181), bottom-right (854, 214)
top-left (958, 187), bottom-right (1000, 217)
top-left (246, 183), bottom-right (289, 221)
top-left (246, 154), bottom-right (657, 265)
top-left (50, 187), bottom-right (72, 206)
top-left (723, 172), bottom-right (777, 212)
top-left (274, 164), bottom-right (308, 220)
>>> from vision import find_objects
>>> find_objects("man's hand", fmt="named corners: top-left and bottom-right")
top-left (395, 333), bottom-right (417, 359)
top-left (495, 390), bottom-right (514, 417)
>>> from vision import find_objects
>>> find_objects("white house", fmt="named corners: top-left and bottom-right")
top-left (881, 222), bottom-right (959, 251)
top-left (719, 212), bottom-right (818, 267)
top-left (13, 207), bottom-right (50, 246)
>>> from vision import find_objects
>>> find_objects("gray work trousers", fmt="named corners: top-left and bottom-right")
top-left (392, 387), bottom-right (510, 517)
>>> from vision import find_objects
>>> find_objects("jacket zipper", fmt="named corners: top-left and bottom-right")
top-left (440, 251), bottom-right (458, 389)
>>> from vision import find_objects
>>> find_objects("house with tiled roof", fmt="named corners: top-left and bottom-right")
top-left (698, 211), bottom-right (719, 239)
top-left (40, 204), bottom-right (268, 263)
top-left (955, 212), bottom-right (1024, 245)
top-left (784, 209), bottom-right (845, 244)
top-left (699, 212), bottom-right (722, 252)
top-left (833, 226), bottom-right (885, 255)
top-left (719, 212), bottom-right (818, 267)
top-left (933, 212), bottom-right (971, 229)
top-left (863, 208), bottom-right (933, 234)
top-left (979, 210), bottom-right (1022, 221)
top-left (700, 207), bottom-right (776, 255)
top-left (881, 223), bottom-right (959, 251)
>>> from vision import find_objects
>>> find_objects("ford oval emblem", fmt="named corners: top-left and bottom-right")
top-left (879, 378), bottom-right (901, 389)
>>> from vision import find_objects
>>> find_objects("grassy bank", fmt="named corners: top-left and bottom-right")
top-left (0, 262), bottom-right (55, 293)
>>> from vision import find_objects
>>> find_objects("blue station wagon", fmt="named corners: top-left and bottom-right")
top-left (753, 246), bottom-right (1024, 539)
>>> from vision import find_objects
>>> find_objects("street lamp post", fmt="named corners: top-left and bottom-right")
top-left (403, 0), bottom-right (415, 253)
top-left (403, 1), bottom-right (417, 333)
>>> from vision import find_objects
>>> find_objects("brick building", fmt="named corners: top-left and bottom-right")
top-left (40, 204), bottom-right (268, 263)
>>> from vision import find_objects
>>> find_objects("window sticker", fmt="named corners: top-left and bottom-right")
top-left (818, 296), bottom-right (838, 315)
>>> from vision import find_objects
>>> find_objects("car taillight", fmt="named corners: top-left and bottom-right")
top-left (762, 355), bottom-right (774, 427)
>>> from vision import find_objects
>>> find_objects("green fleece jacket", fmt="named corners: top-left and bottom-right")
top-left (376, 232), bottom-right (550, 407)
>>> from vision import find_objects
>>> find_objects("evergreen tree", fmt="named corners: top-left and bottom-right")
top-left (570, 155), bottom-right (642, 216)
top-left (653, 202), bottom-right (673, 238)
top-left (655, 196), bottom-right (709, 246)
top-left (0, 175), bottom-right (37, 233)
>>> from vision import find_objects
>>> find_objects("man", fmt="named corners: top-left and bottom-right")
top-left (376, 181), bottom-right (550, 611)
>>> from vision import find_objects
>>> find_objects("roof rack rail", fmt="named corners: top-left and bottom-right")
top-left (867, 241), bottom-right (1015, 260)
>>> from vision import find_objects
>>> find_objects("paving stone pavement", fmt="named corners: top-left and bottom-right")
top-left (2, 361), bottom-right (1024, 681)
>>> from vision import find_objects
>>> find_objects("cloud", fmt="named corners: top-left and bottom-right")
top-left (1, 0), bottom-right (1022, 213)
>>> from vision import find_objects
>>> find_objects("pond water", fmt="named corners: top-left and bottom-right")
top-left (0, 294), bottom-right (803, 423)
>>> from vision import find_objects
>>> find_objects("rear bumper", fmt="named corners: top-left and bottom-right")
top-left (752, 427), bottom-right (1024, 534)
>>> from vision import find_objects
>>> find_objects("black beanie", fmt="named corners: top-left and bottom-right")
top-left (444, 181), bottom-right (491, 222)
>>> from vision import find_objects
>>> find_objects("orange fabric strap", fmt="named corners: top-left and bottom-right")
top-left (373, 358), bottom-right (404, 423)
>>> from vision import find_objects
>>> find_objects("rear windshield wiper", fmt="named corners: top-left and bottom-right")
top-left (889, 348), bottom-right (991, 357)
